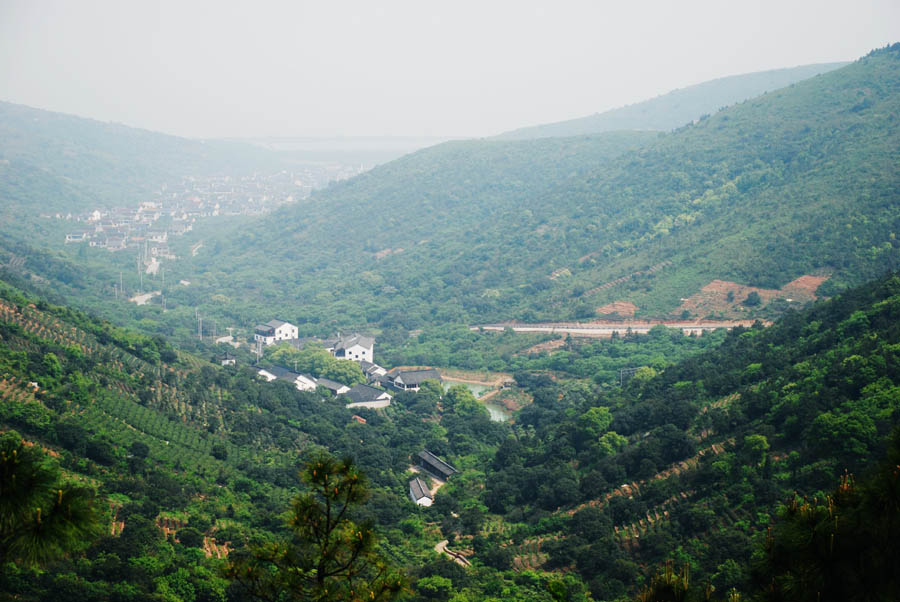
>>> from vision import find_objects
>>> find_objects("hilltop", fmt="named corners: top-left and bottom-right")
top-left (494, 62), bottom-right (846, 139)
top-left (0, 101), bottom-right (294, 216)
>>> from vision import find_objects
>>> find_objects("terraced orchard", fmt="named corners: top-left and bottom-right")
top-left (0, 287), bottom-right (297, 476)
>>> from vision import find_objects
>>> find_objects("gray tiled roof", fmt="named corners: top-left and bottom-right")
top-left (341, 384), bottom-right (390, 404)
top-left (417, 450), bottom-right (457, 478)
top-left (391, 368), bottom-right (441, 386)
top-left (316, 378), bottom-right (348, 392)
top-left (409, 477), bottom-right (431, 501)
top-left (334, 333), bottom-right (375, 351)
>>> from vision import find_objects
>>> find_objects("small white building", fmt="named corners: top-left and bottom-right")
top-left (409, 477), bottom-right (433, 507)
top-left (256, 365), bottom-right (318, 392)
top-left (65, 231), bottom-right (89, 243)
top-left (316, 378), bottom-right (351, 395)
top-left (360, 361), bottom-right (388, 384)
top-left (254, 320), bottom-right (298, 346)
top-left (294, 374), bottom-right (318, 392)
top-left (325, 334), bottom-right (374, 363)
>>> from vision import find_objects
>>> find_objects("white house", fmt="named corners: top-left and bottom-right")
top-left (65, 231), bottom-right (90, 243)
top-left (324, 334), bottom-right (374, 363)
top-left (384, 368), bottom-right (442, 392)
top-left (294, 374), bottom-right (318, 392)
top-left (256, 365), bottom-right (318, 392)
top-left (409, 477), bottom-right (433, 507)
top-left (360, 361), bottom-right (388, 384)
top-left (316, 378), bottom-right (351, 395)
top-left (254, 320), bottom-right (298, 346)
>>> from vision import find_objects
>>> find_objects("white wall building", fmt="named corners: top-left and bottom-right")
top-left (254, 320), bottom-right (298, 346)
top-left (409, 477), bottom-right (433, 507)
top-left (325, 333), bottom-right (375, 363)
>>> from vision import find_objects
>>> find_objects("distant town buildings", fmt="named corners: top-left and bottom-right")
top-left (58, 167), bottom-right (367, 253)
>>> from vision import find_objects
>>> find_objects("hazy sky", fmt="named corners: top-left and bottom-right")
top-left (1, 0), bottom-right (898, 139)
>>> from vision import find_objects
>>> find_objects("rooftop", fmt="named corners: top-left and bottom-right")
top-left (417, 450), bottom-right (457, 478)
top-left (409, 477), bottom-right (432, 501)
top-left (341, 384), bottom-right (391, 405)
top-left (389, 368), bottom-right (442, 386)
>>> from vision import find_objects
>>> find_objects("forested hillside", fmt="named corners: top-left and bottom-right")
top-left (495, 62), bottom-right (845, 139)
top-left (0, 274), bottom-right (571, 600)
top-left (182, 46), bottom-right (900, 335)
top-left (3, 268), bottom-right (900, 600)
top-left (178, 131), bottom-right (658, 331)
top-left (0, 101), bottom-right (287, 216)
top-left (469, 272), bottom-right (900, 600)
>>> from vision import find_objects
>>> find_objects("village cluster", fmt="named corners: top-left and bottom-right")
top-left (250, 319), bottom-right (441, 408)
top-left (248, 319), bottom-right (453, 507)
top-left (58, 167), bottom-right (364, 253)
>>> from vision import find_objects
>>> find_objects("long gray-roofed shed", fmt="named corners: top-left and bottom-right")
top-left (417, 450), bottom-right (457, 480)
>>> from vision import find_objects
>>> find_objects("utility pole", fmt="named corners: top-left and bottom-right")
top-left (120, 271), bottom-right (123, 297)
top-left (198, 315), bottom-right (202, 340)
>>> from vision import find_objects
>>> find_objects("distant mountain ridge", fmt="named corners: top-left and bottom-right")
top-left (0, 101), bottom-right (290, 214)
top-left (185, 48), bottom-right (899, 331)
top-left (494, 62), bottom-right (847, 139)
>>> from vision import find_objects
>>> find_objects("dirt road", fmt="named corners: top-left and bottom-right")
top-left (472, 319), bottom-right (764, 338)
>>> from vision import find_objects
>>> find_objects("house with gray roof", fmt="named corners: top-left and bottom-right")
top-left (416, 450), bottom-right (457, 481)
top-left (316, 378), bottom-right (351, 395)
top-left (360, 360), bottom-right (388, 384)
top-left (409, 477), bottom-right (433, 506)
top-left (256, 365), bottom-right (317, 392)
top-left (384, 368), bottom-right (442, 392)
top-left (322, 333), bottom-right (375, 363)
top-left (254, 319), bottom-right (298, 346)
top-left (340, 384), bottom-right (392, 409)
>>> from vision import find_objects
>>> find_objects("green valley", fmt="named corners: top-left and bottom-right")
top-left (2, 36), bottom-right (900, 602)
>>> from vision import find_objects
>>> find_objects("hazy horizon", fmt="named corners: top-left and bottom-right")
top-left (2, 0), bottom-right (898, 140)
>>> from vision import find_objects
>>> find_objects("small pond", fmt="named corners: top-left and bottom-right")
top-left (442, 379), bottom-right (511, 423)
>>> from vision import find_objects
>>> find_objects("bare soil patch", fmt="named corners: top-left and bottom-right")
top-left (375, 247), bottom-right (403, 260)
top-left (677, 274), bottom-right (829, 318)
top-left (518, 338), bottom-right (567, 356)
top-left (782, 275), bottom-right (829, 297)
top-left (440, 369), bottom-right (513, 387)
top-left (596, 300), bottom-right (638, 317)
